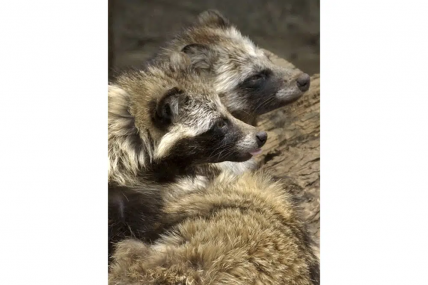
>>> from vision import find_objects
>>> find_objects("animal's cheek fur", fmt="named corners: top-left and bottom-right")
top-left (256, 79), bottom-right (284, 105)
top-left (162, 129), bottom-right (247, 165)
top-left (157, 135), bottom-right (220, 166)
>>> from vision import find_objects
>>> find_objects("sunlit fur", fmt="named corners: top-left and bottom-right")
top-left (109, 171), bottom-right (320, 285)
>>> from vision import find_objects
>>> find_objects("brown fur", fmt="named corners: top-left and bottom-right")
top-left (109, 171), bottom-right (320, 285)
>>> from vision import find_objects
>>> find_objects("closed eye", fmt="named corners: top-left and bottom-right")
top-left (216, 119), bottom-right (226, 128)
top-left (209, 118), bottom-right (228, 131)
top-left (244, 69), bottom-right (272, 87)
top-left (248, 73), bottom-right (265, 82)
top-left (250, 76), bottom-right (263, 82)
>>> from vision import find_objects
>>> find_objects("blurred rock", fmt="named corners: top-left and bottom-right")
top-left (110, 0), bottom-right (319, 74)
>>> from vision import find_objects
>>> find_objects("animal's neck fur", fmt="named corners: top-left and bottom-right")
top-left (144, 159), bottom-right (222, 185)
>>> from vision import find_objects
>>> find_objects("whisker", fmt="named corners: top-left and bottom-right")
top-left (254, 96), bottom-right (275, 113)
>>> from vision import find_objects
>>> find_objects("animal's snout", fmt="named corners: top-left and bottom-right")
top-left (296, 73), bottom-right (310, 92)
top-left (256, 131), bottom-right (268, 147)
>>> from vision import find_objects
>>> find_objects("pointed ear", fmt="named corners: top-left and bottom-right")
top-left (181, 43), bottom-right (217, 70)
top-left (197, 10), bottom-right (230, 28)
top-left (154, 87), bottom-right (183, 125)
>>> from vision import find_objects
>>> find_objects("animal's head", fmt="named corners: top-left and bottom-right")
top-left (108, 53), bottom-right (267, 186)
top-left (168, 10), bottom-right (310, 124)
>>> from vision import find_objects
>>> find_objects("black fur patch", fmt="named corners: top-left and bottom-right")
top-left (309, 261), bottom-right (321, 285)
top-left (162, 118), bottom-right (250, 164)
top-left (236, 68), bottom-right (284, 115)
top-left (108, 185), bottom-right (165, 263)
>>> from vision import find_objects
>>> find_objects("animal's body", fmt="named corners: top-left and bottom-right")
top-left (109, 171), bottom-right (320, 285)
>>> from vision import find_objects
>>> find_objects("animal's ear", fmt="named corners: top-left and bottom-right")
top-left (154, 87), bottom-right (183, 125)
top-left (197, 10), bottom-right (230, 28)
top-left (181, 43), bottom-right (217, 70)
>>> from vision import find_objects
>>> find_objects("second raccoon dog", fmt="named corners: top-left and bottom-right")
top-left (108, 53), bottom-right (267, 187)
top-left (151, 10), bottom-right (311, 126)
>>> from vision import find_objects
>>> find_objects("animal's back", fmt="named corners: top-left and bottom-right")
top-left (109, 171), bottom-right (320, 285)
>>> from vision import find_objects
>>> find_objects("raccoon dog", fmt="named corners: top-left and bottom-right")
top-left (108, 53), bottom-right (268, 259)
top-left (147, 10), bottom-right (311, 126)
top-left (109, 171), bottom-right (320, 285)
top-left (108, 53), bottom-right (267, 187)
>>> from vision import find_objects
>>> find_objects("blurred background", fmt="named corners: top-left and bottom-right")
top-left (108, 0), bottom-right (320, 78)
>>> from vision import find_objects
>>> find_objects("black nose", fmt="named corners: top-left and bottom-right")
top-left (296, 73), bottom-right (310, 92)
top-left (256, 131), bottom-right (268, 147)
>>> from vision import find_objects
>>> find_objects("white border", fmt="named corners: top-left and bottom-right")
top-left (322, 0), bottom-right (428, 284)
top-left (0, 0), bottom-right (107, 283)
top-left (1, 0), bottom-right (428, 284)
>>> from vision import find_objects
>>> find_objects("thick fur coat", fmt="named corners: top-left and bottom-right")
top-left (109, 171), bottom-right (319, 285)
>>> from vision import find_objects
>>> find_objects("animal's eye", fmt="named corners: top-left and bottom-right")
top-left (216, 119), bottom-right (228, 129)
top-left (248, 74), bottom-right (265, 82)
top-left (245, 71), bottom-right (271, 88)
